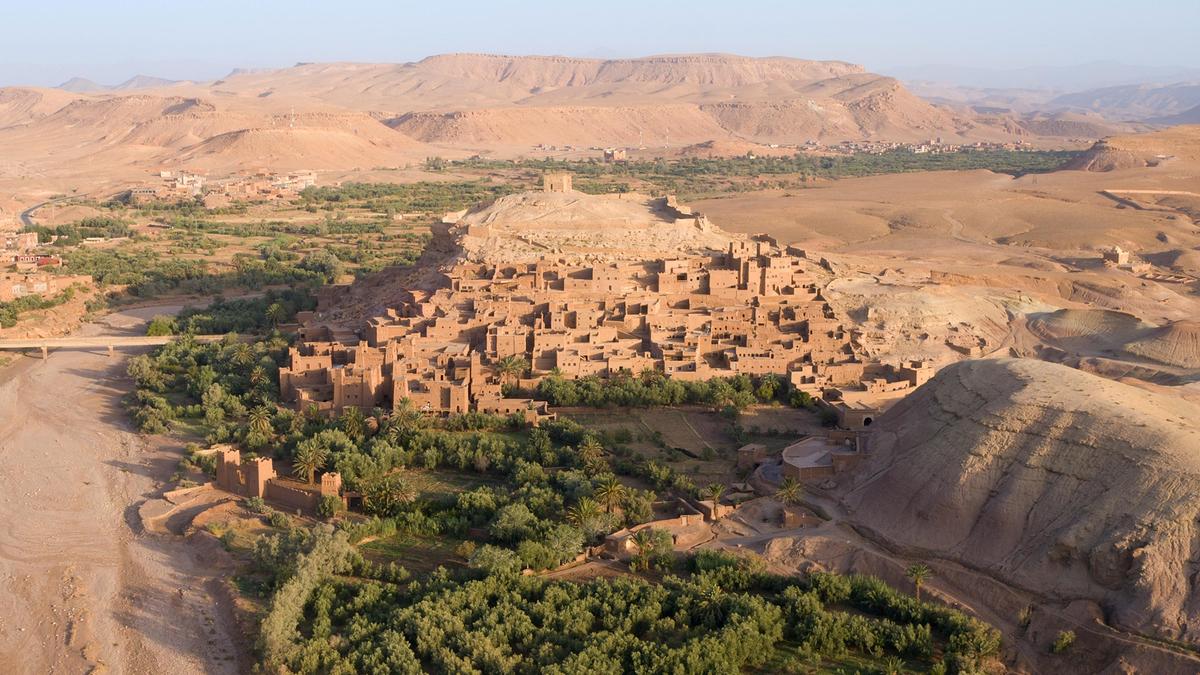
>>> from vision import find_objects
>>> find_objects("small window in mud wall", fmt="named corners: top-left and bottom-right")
top-left (863, 417), bottom-right (873, 427)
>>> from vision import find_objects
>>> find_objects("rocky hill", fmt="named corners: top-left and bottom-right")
top-left (841, 358), bottom-right (1200, 646)
top-left (1066, 125), bottom-right (1200, 171)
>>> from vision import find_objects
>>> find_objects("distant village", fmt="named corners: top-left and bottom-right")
top-left (530, 139), bottom-right (1035, 160)
top-left (126, 168), bottom-right (318, 208)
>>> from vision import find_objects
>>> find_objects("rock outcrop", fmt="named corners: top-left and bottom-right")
top-left (841, 358), bottom-right (1200, 645)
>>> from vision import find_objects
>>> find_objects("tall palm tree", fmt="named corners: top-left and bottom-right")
top-left (906, 563), bottom-right (933, 602)
top-left (630, 528), bottom-right (655, 554)
top-left (249, 365), bottom-right (269, 389)
top-left (387, 398), bottom-right (425, 443)
top-left (292, 443), bottom-right (328, 484)
top-left (577, 436), bottom-right (606, 472)
top-left (340, 406), bottom-right (365, 440)
top-left (495, 355), bottom-right (529, 386)
top-left (231, 343), bottom-right (255, 368)
top-left (775, 477), bottom-right (803, 506)
top-left (247, 406), bottom-right (273, 437)
top-left (265, 302), bottom-right (286, 328)
top-left (703, 483), bottom-right (726, 506)
top-left (566, 497), bottom-right (602, 528)
top-left (594, 476), bottom-right (627, 514)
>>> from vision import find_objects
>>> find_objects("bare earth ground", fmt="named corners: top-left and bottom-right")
top-left (0, 306), bottom-right (244, 674)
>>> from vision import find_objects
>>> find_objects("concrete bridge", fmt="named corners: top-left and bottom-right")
top-left (0, 334), bottom-right (235, 359)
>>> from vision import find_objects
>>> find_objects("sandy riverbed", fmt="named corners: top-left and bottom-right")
top-left (0, 306), bottom-right (245, 674)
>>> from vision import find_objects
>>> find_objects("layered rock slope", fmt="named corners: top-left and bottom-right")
top-left (842, 358), bottom-right (1200, 644)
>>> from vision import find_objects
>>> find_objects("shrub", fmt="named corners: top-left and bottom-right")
top-left (317, 494), bottom-right (342, 518)
top-left (1051, 629), bottom-right (1076, 654)
top-left (469, 545), bottom-right (523, 578)
top-left (145, 315), bottom-right (177, 336)
top-left (268, 511), bottom-right (291, 529)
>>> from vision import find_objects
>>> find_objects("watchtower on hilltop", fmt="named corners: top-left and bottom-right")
top-left (543, 172), bottom-right (573, 193)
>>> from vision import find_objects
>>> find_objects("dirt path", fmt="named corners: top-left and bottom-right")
top-left (0, 307), bottom-right (245, 674)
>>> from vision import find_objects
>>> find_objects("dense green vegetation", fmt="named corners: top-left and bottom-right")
top-left (146, 289), bottom-right (317, 336)
top-left (127, 336), bottom-right (656, 564)
top-left (300, 180), bottom-right (520, 214)
top-left (22, 216), bottom-right (134, 245)
top-left (127, 326), bottom-right (1002, 675)
top-left (57, 247), bottom-right (329, 298)
top-left (534, 369), bottom-right (785, 412)
top-left (254, 534), bottom-right (1000, 674)
top-left (0, 285), bottom-right (79, 328)
top-left (435, 149), bottom-right (1083, 198)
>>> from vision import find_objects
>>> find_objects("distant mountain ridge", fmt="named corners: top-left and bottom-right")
top-left (0, 53), bottom-right (1155, 179)
top-left (56, 74), bottom-right (182, 93)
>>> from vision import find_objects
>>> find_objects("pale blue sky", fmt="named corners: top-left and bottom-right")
top-left (2, 0), bottom-right (1197, 87)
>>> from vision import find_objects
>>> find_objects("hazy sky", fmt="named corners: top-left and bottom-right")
top-left (1, 0), bottom-right (1197, 87)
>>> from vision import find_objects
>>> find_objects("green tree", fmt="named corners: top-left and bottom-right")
top-left (248, 406), bottom-right (273, 438)
top-left (231, 343), bottom-right (255, 367)
top-left (566, 497), bottom-right (602, 531)
top-left (594, 475), bottom-right (626, 514)
top-left (265, 302), bottom-right (286, 328)
top-left (362, 472), bottom-right (416, 517)
top-left (577, 436), bottom-right (605, 472)
top-left (906, 563), bottom-right (933, 602)
top-left (145, 315), bottom-right (177, 336)
top-left (495, 355), bottom-right (530, 386)
top-left (703, 482), bottom-right (726, 505)
top-left (340, 406), bottom-right (366, 441)
top-left (292, 440), bottom-right (328, 484)
top-left (386, 398), bottom-right (426, 444)
top-left (775, 477), bottom-right (802, 506)
top-left (1051, 630), bottom-right (1076, 654)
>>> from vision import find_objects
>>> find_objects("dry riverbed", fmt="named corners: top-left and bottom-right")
top-left (0, 306), bottom-right (245, 674)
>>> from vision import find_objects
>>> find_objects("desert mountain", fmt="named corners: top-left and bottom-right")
top-left (1048, 81), bottom-right (1200, 121)
top-left (1149, 103), bottom-right (1200, 126)
top-left (841, 357), bottom-right (1200, 646)
top-left (0, 53), bottom-right (1138, 180)
top-left (58, 74), bottom-right (182, 93)
top-left (58, 77), bottom-right (106, 93)
top-left (0, 91), bottom-right (435, 176)
top-left (198, 54), bottom-right (994, 147)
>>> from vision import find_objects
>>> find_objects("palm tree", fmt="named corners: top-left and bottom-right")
top-left (387, 398), bottom-right (425, 442)
top-left (577, 436), bottom-right (606, 471)
top-left (340, 406), bottom-right (365, 440)
top-left (881, 656), bottom-right (904, 675)
top-left (231, 343), bottom-right (254, 368)
top-left (292, 442), bottom-right (328, 485)
top-left (631, 528), bottom-right (655, 554)
top-left (775, 477), bottom-right (803, 506)
top-left (906, 563), bottom-right (933, 602)
top-left (247, 406), bottom-right (273, 437)
top-left (495, 355), bottom-right (529, 387)
top-left (249, 365), bottom-right (269, 389)
top-left (594, 476), bottom-right (627, 514)
top-left (265, 302), bottom-right (286, 328)
top-left (566, 497), bottom-right (602, 528)
top-left (703, 483), bottom-right (726, 506)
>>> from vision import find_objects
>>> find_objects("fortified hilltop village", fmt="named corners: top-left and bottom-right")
top-left (7, 35), bottom-right (1200, 672)
top-left (278, 173), bottom-right (935, 474)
